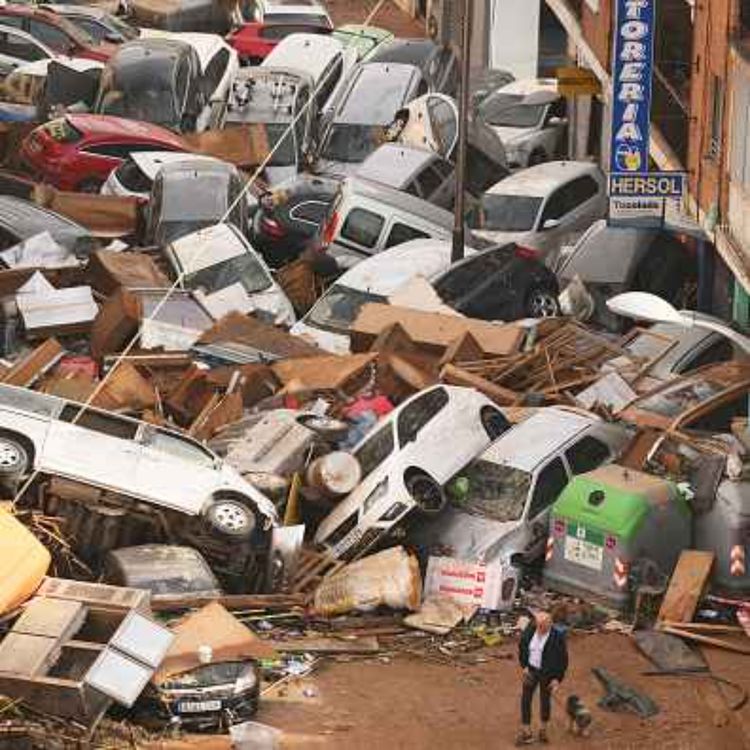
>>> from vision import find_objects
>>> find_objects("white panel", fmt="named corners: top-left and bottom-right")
top-left (489, 0), bottom-right (540, 80)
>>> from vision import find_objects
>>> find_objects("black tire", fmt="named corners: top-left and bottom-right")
top-left (0, 435), bottom-right (28, 477)
top-left (524, 286), bottom-right (560, 318)
top-left (527, 149), bottom-right (547, 166)
top-left (77, 178), bottom-right (103, 194)
top-left (204, 497), bottom-right (256, 540)
top-left (405, 471), bottom-right (445, 514)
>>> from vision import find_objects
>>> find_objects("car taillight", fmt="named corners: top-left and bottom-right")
top-left (260, 216), bottom-right (286, 238)
top-left (514, 244), bottom-right (539, 260)
top-left (322, 211), bottom-right (339, 245)
top-left (553, 518), bottom-right (565, 536)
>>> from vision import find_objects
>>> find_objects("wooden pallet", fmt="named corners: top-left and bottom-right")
top-left (291, 548), bottom-right (346, 594)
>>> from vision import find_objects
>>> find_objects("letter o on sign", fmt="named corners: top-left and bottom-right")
top-left (621, 20), bottom-right (648, 40)
top-left (658, 178), bottom-right (670, 193)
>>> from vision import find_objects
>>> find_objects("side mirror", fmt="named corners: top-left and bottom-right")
top-left (542, 218), bottom-right (561, 231)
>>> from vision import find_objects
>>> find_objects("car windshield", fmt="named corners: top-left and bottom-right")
top-left (263, 123), bottom-right (297, 166)
top-left (184, 253), bottom-right (272, 296)
top-left (307, 284), bottom-right (386, 330)
top-left (447, 459), bottom-right (532, 522)
top-left (470, 194), bottom-right (542, 232)
top-left (321, 124), bottom-right (386, 163)
top-left (480, 93), bottom-right (546, 128)
top-left (97, 64), bottom-right (178, 127)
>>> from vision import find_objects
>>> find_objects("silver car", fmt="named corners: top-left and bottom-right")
top-left (409, 407), bottom-right (630, 567)
top-left (0, 384), bottom-right (277, 539)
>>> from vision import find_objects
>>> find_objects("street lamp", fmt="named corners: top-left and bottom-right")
top-left (607, 292), bottom-right (750, 355)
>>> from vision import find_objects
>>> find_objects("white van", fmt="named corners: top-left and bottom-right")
top-left (262, 33), bottom-right (356, 114)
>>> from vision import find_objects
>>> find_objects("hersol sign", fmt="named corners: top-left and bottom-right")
top-left (609, 0), bottom-right (656, 181)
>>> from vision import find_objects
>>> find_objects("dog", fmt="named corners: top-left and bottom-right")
top-left (565, 694), bottom-right (592, 737)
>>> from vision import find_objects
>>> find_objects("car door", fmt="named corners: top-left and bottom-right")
top-left (41, 404), bottom-right (143, 494)
top-left (522, 456), bottom-right (569, 560)
top-left (135, 426), bottom-right (219, 515)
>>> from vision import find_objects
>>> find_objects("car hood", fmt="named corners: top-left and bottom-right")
top-left (264, 165), bottom-right (299, 187)
top-left (473, 228), bottom-right (534, 246)
top-left (410, 506), bottom-right (523, 564)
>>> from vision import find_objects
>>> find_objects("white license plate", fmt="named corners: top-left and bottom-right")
top-left (177, 699), bottom-right (222, 713)
top-left (564, 535), bottom-right (604, 571)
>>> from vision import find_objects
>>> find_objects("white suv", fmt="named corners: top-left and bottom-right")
top-left (314, 385), bottom-right (510, 560)
top-left (0, 384), bottom-right (277, 539)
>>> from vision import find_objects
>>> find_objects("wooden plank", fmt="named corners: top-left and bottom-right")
top-left (660, 625), bottom-right (750, 655)
top-left (266, 636), bottom-right (380, 654)
top-left (0, 633), bottom-right (60, 676)
top-left (271, 353), bottom-right (376, 392)
top-left (2, 338), bottom-right (64, 387)
top-left (440, 363), bottom-right (519, 406)
top-left (657, 550), bottom-right (715, 624)
top-left (150, 593), bottom-right (306, 612)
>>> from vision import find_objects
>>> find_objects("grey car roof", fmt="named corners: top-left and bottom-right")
top-left (480, 407), bottom-right (597, 472)
top-left (158, 158), bottom-right (237, 179)
top-left (344, 175), bottom-right (454, 228)
top-left (356, 143), bottom-right (437, 187)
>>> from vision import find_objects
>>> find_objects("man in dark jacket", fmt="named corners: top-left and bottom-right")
top-left (516, 610), bottom-right (568, 745)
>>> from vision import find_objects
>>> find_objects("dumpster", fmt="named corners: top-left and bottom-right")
top-left (694, 479), bottom-right (749, 593)
top-left (543, 464), bottom-right (690, 609)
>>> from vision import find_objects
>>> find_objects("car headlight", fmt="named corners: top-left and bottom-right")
top-left (362, 477), bottom-right (389, 516)
top-left (233, 665), bottom-right (258, 696)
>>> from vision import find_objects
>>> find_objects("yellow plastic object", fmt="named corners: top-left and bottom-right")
top-left (0, 508), bottom-right (50, 615)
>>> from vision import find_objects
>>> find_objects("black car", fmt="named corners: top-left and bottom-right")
top-left (136, 660), bottom-right (260, 732)
top-left (433, 243), bottom-right (560, 320)
top-left (0, 195), bottom-right (95, 258)
top-left (250, 174), bottom-right (340, 268)
top-left (368, 38), bottom-right (459, 96)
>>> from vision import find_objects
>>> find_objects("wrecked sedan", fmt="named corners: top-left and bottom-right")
top-left (166, 223), bottom-right (296, 326)
top-left (314, 385), bottom-right (510, 560)
top-left (0, 384), bottom-right (277, 544)
top-left (409, 407), bottom-right (630, 568)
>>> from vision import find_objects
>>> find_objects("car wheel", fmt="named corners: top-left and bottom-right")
top-left (297, 414), bottom-right (350, 441)
top-left (528, 149), bottom-right (547, 166)
top-left (0, 436), bottom-right (28, 477)
top-left (405, 471), bottom-right (445, 514)
top-left (524, 286), bottom-right (560, 318)
top-left (204, 497), bottom-right (256, 540)
top-left (78, 178), bottom-right (103, 193)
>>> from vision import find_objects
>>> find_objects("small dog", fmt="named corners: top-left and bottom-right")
top-left (565, 694), bottom-right (592, 737)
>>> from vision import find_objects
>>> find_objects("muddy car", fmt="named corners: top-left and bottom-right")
top-left (0, 384), bottom-right (277, 578)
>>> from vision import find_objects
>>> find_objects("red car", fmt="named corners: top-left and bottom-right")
top-left (227, 21), bottom-right (330, 64)
top-left (21, 114), bottom-right (189, 191)
top-left (0, 4), bottom-right (116, 62)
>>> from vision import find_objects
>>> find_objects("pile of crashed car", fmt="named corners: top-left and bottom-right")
top-left (0, 0), bottom-right (745, 742)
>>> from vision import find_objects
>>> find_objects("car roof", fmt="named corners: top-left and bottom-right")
top-left (40, 4), bottom-right (108, 20)
top-left (138, 30), bottom-right (229, 70)
top-left (0, 195), bottom-right (88, 239)
top-left (343, 176), bottom-right (455, 228)
top-left (262, 32), bottom-right (341, 75)
top-left (130, 150), bottom-right (220, 180)
top-left (357, 143), bottom-right (437, 186)
top-left (331, 238), bottom-right (458, 294)
top-left (334, 24), bottom-right (391, 39)
top-left (486, 160), bottom-right (601, 197)
top-left (170, 223), bottom-right (259, 273)
top-left (481, 407), bottom-right (597, 472)
top-left (336, 62), bottom-right (421, 121)
top-left (12, 57), bottom-right (104, 77)
top-left (496, 77), bottom-right (558, 96)
top-left (65, 114), bottom-right (187, 145)
top-left (158, 157), bottom-right (238, 179)
top-left (113, 36), bottom-right (188, 65)
top-left (0, 25), bottom-right (55, 53)
top-left (368, 38), bottom-right (437, 66)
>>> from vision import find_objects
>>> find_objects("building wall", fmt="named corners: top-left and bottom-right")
top-left (580, 0), bottom-right (612, 70)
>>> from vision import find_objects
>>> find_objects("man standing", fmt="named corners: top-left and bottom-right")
top-left (516, 610), bottom-right (568, 745)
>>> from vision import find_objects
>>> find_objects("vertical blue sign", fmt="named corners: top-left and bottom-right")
top-left (609, 0), bottom-right (656, 178)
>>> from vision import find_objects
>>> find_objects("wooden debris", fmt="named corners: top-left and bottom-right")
top-left (149, 593), bottom-right (306, 612)
top-left (265, 635), bottom-right (380, 654)
top-left (657, 550), bottom-right (715, 624)
top-left (2, 338), bottom-right (64, 387)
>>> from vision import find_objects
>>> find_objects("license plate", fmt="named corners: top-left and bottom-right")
top-left (564, 535), bottom-right (604, 571)
top-left (177, 699), bottom-right (222, 713)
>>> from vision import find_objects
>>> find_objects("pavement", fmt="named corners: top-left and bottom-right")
top-left (326, 0), bottom-right (426, 38)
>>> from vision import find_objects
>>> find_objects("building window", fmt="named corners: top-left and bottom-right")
top-left (709, 75), bottom-right (724, 160)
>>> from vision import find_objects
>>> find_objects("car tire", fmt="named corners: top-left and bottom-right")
top-left (405, 471), bottom-right (445, 515)
top-left (0, 436), bottom-right (28, 478)
top-left (78, 178), bottom-right (103, 193)
top-left (528, 149), bottom-right (547, 166)
top-left (204, 497), bottom-right (256, 540)
top-left (524, 286), bottom-right (560, 318)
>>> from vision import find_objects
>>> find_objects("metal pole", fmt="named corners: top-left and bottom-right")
top-left (451, 0), bottom-right (472, 263)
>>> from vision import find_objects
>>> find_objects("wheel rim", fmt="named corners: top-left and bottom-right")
top-left (528, 290), bottom-right (558, 318)
top-left (214, 502), bottom-right (249, 532)
top-left (0, 442), bottom-right (21, 468)
top-left (410, 477), bottom-right (442, 512)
